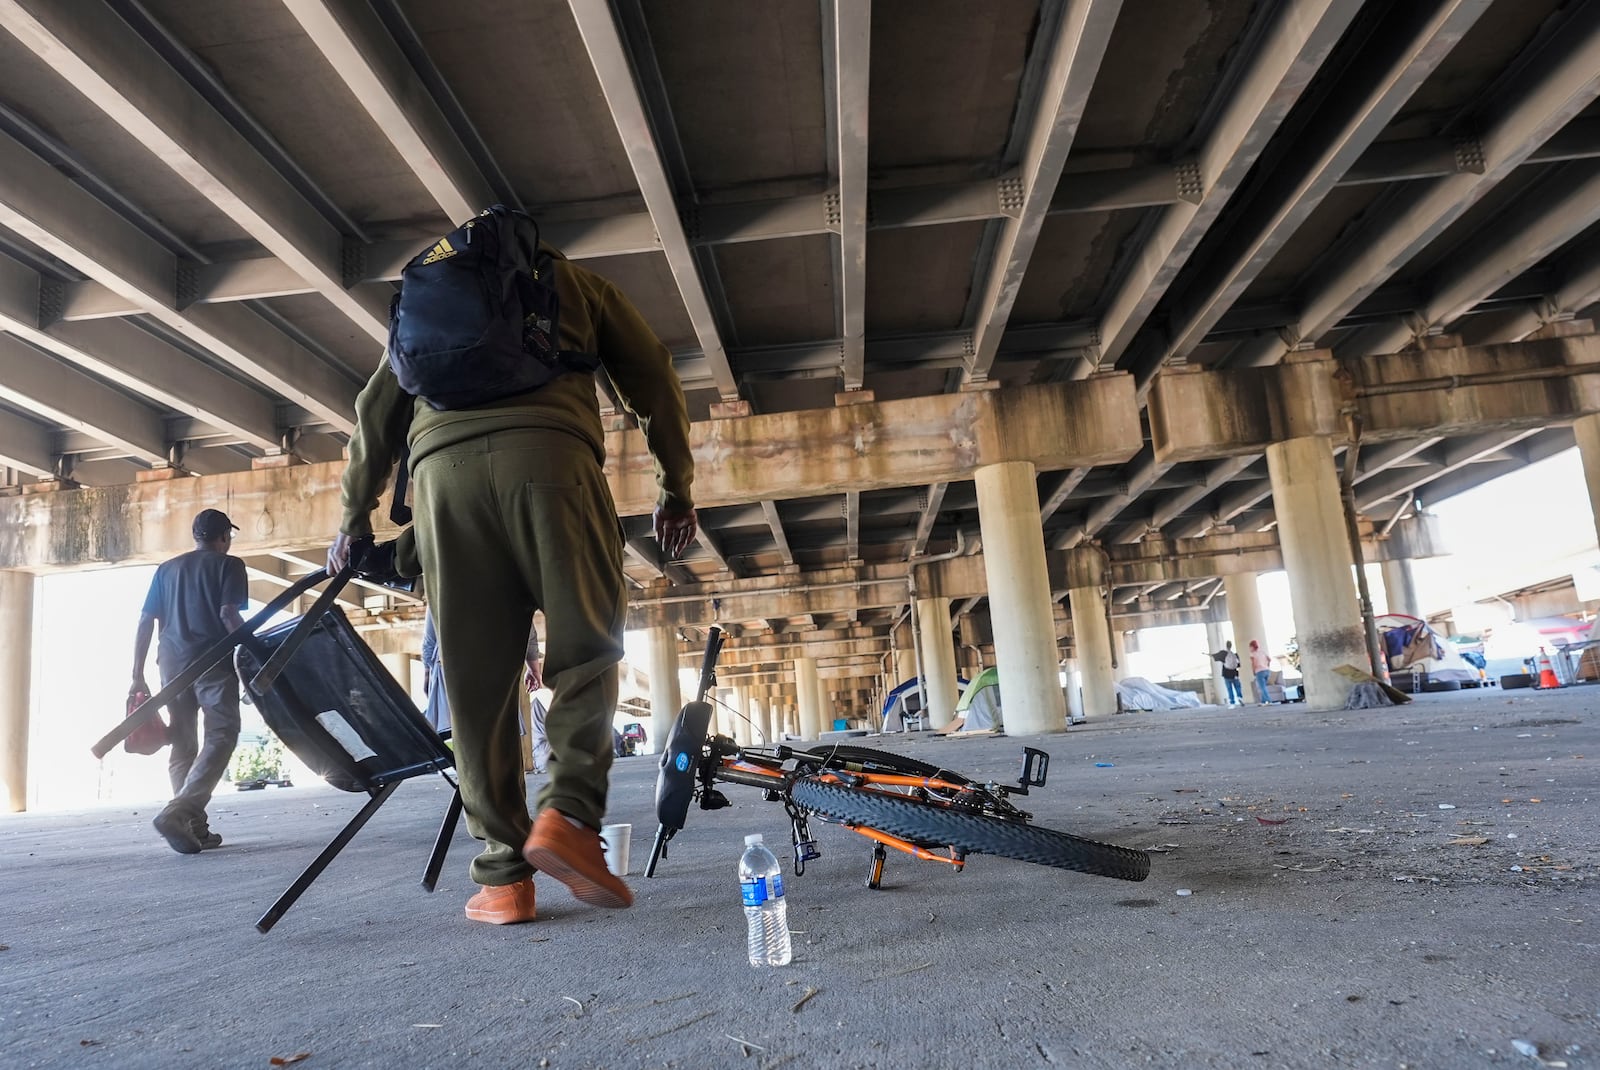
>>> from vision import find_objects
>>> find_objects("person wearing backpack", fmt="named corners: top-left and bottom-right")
top-left (1209, 640), bottom-right (1244, 706)
top-left (329, 207), bottom-right (696, 925)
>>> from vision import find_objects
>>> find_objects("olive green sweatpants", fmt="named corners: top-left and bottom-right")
top-left (413, 428), bottom-right (627, 887)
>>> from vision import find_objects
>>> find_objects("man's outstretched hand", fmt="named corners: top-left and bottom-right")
top-left (654, 504), bottom-right (698, 560)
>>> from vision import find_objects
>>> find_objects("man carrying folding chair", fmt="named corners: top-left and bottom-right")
top-left (131, 508), bottom-right (249, 854)
top-left (329, 207), bottom-right (696, 925)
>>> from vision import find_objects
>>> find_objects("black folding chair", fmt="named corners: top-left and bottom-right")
top-left (234, 606), bottom-right (462, 934)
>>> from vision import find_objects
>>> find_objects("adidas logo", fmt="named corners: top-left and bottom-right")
top-left (421, 237), bottom-right (457, 264)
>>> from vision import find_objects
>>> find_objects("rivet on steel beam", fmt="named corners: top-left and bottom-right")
top-left (996, 174), bottom-right (1026, 214)
top-left (1452, 136), bottom-right (1486, 175)
top-left (36, 278), bottom-right (63, 327)
top-left (174, 259), bottom-right (201, 309)
top-left (1173, 159), bottom-right (1205, 202)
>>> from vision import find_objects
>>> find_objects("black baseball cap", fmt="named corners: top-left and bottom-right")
top-left (193, 508), bottom-right (239, 539)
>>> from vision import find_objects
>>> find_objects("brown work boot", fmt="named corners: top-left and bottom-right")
top-left (189, 816), bottom-right (223, 850)
top-left (523, 810), bottom-right (633, 909)
top-left (153, 804), bottom-right (202, 855)
top-left (464, 876), bottom-right (537, 925)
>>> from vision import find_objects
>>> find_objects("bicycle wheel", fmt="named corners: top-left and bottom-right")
top-left (801, 744), bottom-right (970, 785)
top-left (789, 777), bottom-right (1150, 881)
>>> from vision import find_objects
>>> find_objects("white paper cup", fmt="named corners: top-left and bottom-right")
top-left (601, 823), bottom-right (632, 877)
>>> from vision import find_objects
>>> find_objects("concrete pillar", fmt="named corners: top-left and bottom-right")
top-left (914, 596), bottom-right (960, 729)
top-left (752, 696), bottom-right (772, 744)
top-left (1069, 585), bottom-right (1116, 718)
top-left (1, 571), bottom-right (33, 812)
top-left (795, 657), bottom-right (823, 741)
top-left (1110, 627), bottom-right (1131, 682)
top-left (1061, 656), bottom-right (1085, 724)
top-left (1204, 621), bottom-right (1229, 706)
top-left (646, 625), bottom-right (680, 756)
top-left (891, 622), bottom-right (918, 684)
top-left (1379, 557), bottom-right (1421, 618)
top-left (1222, 572), bottom-right (1266, 662)
top-left (1266, 436), bottom-right (1367, 710)
top-left (1575, 412), bottom-right (1600, 550)
top-left (733, 685), bottom-right (753, 745)
top-left (975, 461), bottom-right (1068, 734)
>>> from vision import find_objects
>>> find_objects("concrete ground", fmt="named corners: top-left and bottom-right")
top-left (2, 687), bottom-right (1596, 1070)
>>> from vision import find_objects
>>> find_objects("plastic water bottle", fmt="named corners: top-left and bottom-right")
top-left (739, 833), bottom-right (792, 967)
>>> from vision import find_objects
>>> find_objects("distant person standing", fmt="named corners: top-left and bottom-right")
top-left (131, 508), bottom-right (248, 854)
top-left (1249, 640), bottom-right (1272, 704)
top-left (1210, 641), bottom-right (1244, 706)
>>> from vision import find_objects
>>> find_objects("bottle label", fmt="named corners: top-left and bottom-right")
top-left (740, 875), bottom-right (784, 906)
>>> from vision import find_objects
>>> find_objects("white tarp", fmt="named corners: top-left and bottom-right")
top-left (1114, 677), bottom-right (1202, 711)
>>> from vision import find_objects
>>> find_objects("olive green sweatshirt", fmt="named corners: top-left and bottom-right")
top-left (339, 246), bottom-right (695, 537)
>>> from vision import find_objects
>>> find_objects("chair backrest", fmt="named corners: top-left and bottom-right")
top-left (235, 607), bottom-right (453, 793)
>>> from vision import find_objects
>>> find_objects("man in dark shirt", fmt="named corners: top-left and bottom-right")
top-left (132, 508), bottom-right (249, 854)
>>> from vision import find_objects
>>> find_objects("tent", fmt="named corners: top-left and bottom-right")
top-left (880, 675), bottom-right (968, 731)
top-left (1377, 613), bottom-right (1478, 685)
top-left (952, 667), bottom-right (1003, 731)
top-left (1113, 676), bottom-right (1202, 711)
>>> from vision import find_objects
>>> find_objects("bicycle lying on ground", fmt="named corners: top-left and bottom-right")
top-left (645, 627), bottom-right (1150, 888)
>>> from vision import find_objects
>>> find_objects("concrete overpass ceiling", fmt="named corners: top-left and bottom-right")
top-left (397, 0), bottom-right (639, 205)
top-left (0, 36), bottom-right (257, 251)
top-left (864, 223), bottom-right (985, 335)
top-left (1013, 208), bottom-right (1147, 324)
top-left (714, 234), bottom-right (836, 347)
top-left (867, 0), bottom-right (1039, 170)
top-left (135, 0), bottom-right (447, 232)
top-left (641, 0), bottom-right (827, 190)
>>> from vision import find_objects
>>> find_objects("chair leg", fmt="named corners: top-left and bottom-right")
top-left (420, 787), bottom-right (464, 893)
top-left (256, 781), bottom-right (402, 934)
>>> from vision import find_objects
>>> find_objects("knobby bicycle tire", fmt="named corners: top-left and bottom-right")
top-left (789, 777), bottom-right (1150, 882)
top-left (802, 744), bottom-right (970, 785)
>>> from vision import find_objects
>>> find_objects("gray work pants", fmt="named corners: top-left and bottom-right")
top-left (165, 665), bottom-right (241, 817)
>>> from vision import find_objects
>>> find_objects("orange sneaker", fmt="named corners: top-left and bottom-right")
top-left (464, 876), bottom-right (537, 924)
top-left (523, 810), bottom-right (633, 909)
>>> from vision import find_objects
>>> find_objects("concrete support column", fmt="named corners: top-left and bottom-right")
top-left (914, 596), bottom-right (960, 729)
top-left (1110, 627), bottom-right (1131, 681)
top-left (733, 685), bottom-right (753, 745)
top-left (1069, 585), bottom-right (1116, 719)
top-left (1379, 558), bottom-right (1421, 618)
top-left (646, 625), bottom-right (680, 756)
top-left (975, 461), bottom-right (1067, 734)
top-left (795, 657), bottom-right (823, 741)
top-left (1574, 413), bottom-right (1600, 550)
top-left (752, 697), bottom-right (772, 745)
top-left (1, 570), bottom-right (33, 812)
top-left (1204, 621), bottom-right (1228, 706)
top-left (1222, 572), bottom-right (1266, 660)
top-left (1266, 436), bottom-right (1367, 710)
top-left (1061, 656), bottom-right (1085, 724)
top-left (891, 617), bottom-right (918, 685)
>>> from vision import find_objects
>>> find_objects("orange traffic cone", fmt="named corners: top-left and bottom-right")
top-left (1537, 647), bottom-right (1561, 689)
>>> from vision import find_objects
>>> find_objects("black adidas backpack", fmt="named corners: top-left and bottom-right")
top-left (387, 205), bottom-right (598, 410)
